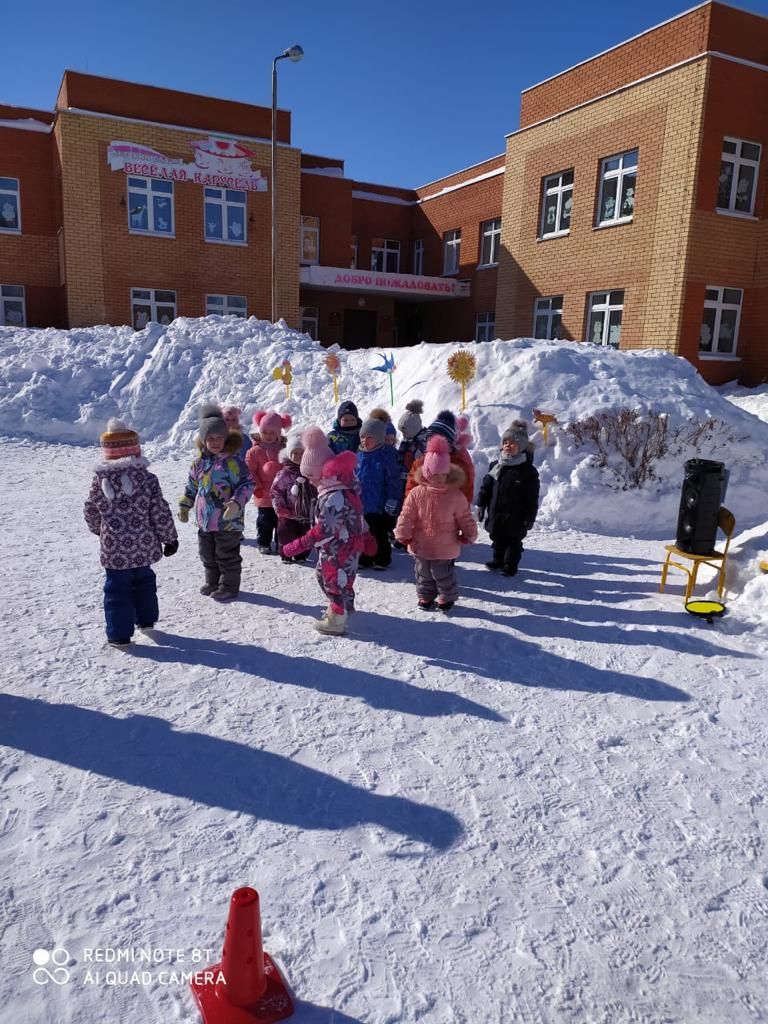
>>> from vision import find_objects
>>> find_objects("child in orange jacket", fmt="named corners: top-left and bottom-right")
top-left (395, 435), bottom-right (477, 613)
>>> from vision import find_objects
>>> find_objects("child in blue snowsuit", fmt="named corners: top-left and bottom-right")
top-left (356, 414), bottom-right (401, 568)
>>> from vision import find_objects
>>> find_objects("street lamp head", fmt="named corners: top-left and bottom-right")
top-left (284, 44), bottom-right (304, 62)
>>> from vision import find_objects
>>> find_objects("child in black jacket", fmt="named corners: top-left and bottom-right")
top-left (477, 420), bottom-right (540, 576)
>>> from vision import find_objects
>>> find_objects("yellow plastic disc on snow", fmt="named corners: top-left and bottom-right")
top-left (685, 599), bottom-right (726, 623)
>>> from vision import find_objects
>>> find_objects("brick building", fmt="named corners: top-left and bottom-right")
top-left (0, 70), bottom-right (502, 350)
top-left (496, 1), bottom-right (768, 385)
top-left (1, 1), bottom-right (766, 384)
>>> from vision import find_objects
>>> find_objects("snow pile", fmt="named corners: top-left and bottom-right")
top-left (720, 380), bottom-right (768, 424)
top-left (726, 521), bottom-right (768, 624)
top-left (2, 319), bottom-right (767, 537)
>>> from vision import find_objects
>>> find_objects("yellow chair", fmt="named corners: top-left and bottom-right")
top-left (659, 507), bottom-right (735, 602)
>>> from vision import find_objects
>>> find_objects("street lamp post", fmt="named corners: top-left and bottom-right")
top-left (271, 44), bottom-right (304, 324)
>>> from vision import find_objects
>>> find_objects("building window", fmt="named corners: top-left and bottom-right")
top-left (1, 284), bottom-right (25, 325)
top-left (350, 235), bottom-right (358, 269)
top-left (717, 138), bottom-right (761, 216)
top-left (301, 216), bottom-right (320, 264)
top-left (413, 239), bottom-right (424, 275)
top-left (371, 238), bottom-right (400, 273)
top-left (127, 177), bottom-right (174, 235)
top-left (0, 177), bottom-right (21, 233)
top-left (533, 295), bottom-right (563, 339)
top-left (205, 188), bottom-right (246, 244)
top-left (443, 229), bottom-right (461, 274)
top-left (301, 306), bottom-right (319, 340)
top-left (479, 218), bottom-right (501, 266)
top-left (597, 150), bottom-right (637, 226)
top-left (130, 288), bottom-right (177, 330)
top-left (475, 312), bottom-right (495, 343)
top-left (587, 290), bottom-right (624, 347)
top-left (700, 287), bottom-right (742, 356)
top-left (540, 171), bottom-right (573, 237)
top-left (206, 294), bottom-right (247, 318)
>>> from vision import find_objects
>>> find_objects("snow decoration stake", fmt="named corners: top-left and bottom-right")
top-left (446, 349), bottom-right (476, 411)
top-left (272, 359), bottom-right (292, 400)
top-left (533, 408), bottom-right (558, 446)
top-left (371, 352), bottom-right (396, 406)
top-left (324, 353), bottom-right (341, 404)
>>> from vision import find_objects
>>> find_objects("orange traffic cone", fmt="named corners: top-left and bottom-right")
top-left (191, 887), bottom-right (294, 1023)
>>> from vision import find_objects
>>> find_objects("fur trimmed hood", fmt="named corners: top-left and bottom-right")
top-left (92, 454), bottom-right (149, 473)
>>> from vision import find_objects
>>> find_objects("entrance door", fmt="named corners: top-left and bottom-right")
top-left (343, 309), bottom-right (377, 349)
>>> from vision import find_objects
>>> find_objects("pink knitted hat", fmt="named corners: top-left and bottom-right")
top-left (252, 409), bottom-right (292, 434)
top-left (300, 426), bottom-right (335, 483)
top-left (422, 435), bottom-right (451, 480)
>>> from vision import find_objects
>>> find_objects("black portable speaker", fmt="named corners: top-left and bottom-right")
top-left (675, 459), bottom-right (725, 555)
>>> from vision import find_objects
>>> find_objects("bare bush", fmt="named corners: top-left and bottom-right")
top-left (565, 409), bottom-right (743, 489)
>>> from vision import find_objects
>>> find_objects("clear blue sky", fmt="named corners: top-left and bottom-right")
top-left (4, 0), bottom-right (768, 188)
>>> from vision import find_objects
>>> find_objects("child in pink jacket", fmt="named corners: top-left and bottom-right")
top-left (245, 409), bottom-right (292, 554)
top-left (394, 435), bottom-right (477, 613)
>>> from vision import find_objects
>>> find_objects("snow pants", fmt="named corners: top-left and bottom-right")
top-left (491, 527), bottom-right (526, 573)
top-left (316, 553), bottom-right (359, 614)
top-left (256, 507), bottom-right (278, 548)
top-left (414, 557), bottom-right (458, 604)
top-left (198, 529), bottom-right (242, 595)
top-left (359, 512), bottom-right (393, 568)
top-left (277, 517), bottom-right (310, 560)
top-left (104, 565), bottom-right (158, 642)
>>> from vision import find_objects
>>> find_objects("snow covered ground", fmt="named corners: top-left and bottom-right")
top-left (2, 320), bottom-right (768, 1023)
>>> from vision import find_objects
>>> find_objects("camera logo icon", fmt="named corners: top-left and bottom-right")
top-left (32, 948), bottom-right (71, 985)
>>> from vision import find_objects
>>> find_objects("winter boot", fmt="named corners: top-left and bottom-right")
top-left (314, 609), bottom-right (348, 635)
top-left (418, 599), bottom-right (436, 611)
top-left (212, 587), bottom-right (239, 603)
top-left (200, 583), bottom-right (218, 595)
top-left (437, 600), bottom-right (455, 613)
top-left (485, 560), bottom-right (501, 571)
top-left (107, 639), bottom-right (132, 648)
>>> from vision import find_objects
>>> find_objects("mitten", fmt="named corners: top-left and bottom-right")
top-left (222, 500), bottom-right (240, 521)
top-left (178, 506), bottom-right (189, 523)
top-left (282, 538), bottom-right (302, 559)
top-left (384, 499), bottom-right (398, 517)
top-left (163, 540), bottom-right (179, 557)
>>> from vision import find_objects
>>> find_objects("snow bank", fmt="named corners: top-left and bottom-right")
top-left (721, 380), bottom-right (768, 424)
top-left (2, 318), bottom-right (767, 539)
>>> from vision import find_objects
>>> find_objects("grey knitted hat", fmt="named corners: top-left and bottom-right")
top-left (360, 416), bottom-right (387, 447)
top-left (501, 419), bottom-right (530, 447)
top-left (398, 399), bottom-right (424, 440)
top-left (199, 402), bottom-right (228, 441)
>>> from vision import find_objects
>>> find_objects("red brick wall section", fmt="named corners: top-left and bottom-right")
top-left (520, 5), bottom-right (711, 127)
top-left (301, 174), bottom-right (356, 268)
top-left (0, 126), bottom-right (62, 326)
top-left (57, 71), bottom-right (290, 144)
top-left (707, 3), bottom-right (768, 66)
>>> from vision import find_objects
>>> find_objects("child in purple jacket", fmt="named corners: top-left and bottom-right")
top-left (84, 419), bottom-right (178, 647)
top-left (270, 428), bottom-right (317, 563)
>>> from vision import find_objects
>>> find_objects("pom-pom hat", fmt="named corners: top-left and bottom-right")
top-left (300, 426), bottom-right (335, 482)
top-left (501, 420), bottom-right (530, 448)
top-left (398, 399), bottom-right (424, 440)
top-left (100, 418), bottom-right (141, 460)
top-left (422, 435), bottom-right (451, 480)
top-left (253, 410), bottom-right (292, 435)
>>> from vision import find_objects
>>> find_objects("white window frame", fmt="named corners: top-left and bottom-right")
top-left (540, 171), bottom-right (573, 238)
top-left (1, 284), bottom-right (26, 326)
top-left (301, 306), bottom-right (319, 340)
top-left (475, 311), bottom-right (495, 343)
top-left (130, 288), bottom-right (177, 330)
top-left (206, 294), bottom-right (247, 318)
top-left (350, 235), bottom-right (358, 269)
top-left (413, 238), bottom-right (424, 275)
top-left (371, 238), bottom-right (400, 273)
top-left (0, 177), bottom-right (21, 234)
top-left (204, 187), bottom-right (247, 245)
top-left (596, 150), bottom-right (637, 227)
top-left (301, 216), bottom-right (320, 264)
top-left (127, 176), bottom-right (175, 236)
top-left (717, 137), bottom-right (761, 217)
top-left (443, 228), bottom-right (461, 275)
top-left (700, 286), bottom-right (743, 358)
top-left (533, 295), bottom-right (563, 339)
top-left (479, 218), bottom-right (501, 266)
top-left (586, 290), bottom-right (624, 348)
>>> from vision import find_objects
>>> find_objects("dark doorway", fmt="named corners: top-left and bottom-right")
top-left (395, 302), bottom-right (422, 347)
top-left (343, 309), bottom-right (377, 349)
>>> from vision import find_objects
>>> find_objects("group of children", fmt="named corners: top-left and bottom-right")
top-left (84, 398), bottom-right (540, 643)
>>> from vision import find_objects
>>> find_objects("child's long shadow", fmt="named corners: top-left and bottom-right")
top-left (459, 567), bottom-right (651, 605)
top-left (357, 613), bottom-right (690, 702)
top-left (0, 695), bottom-right (462, 850)
top-left (129, 630), bottom-right (502, 723)
top-left (448, 605), bottom-right (750, 660)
